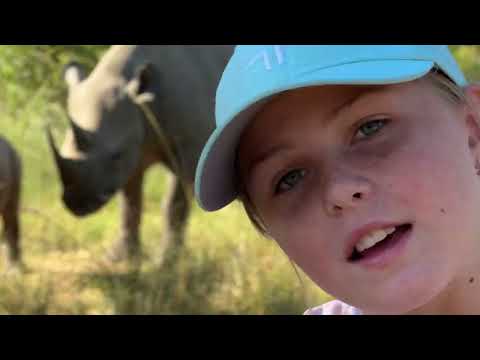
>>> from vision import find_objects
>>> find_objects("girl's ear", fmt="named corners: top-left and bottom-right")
top-left (464, 83), bottom-right (480, 152)
top-left (465, 83), bottom-right (480, 108)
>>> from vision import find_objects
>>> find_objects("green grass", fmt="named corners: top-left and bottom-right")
top-left (0, 109), bottom-right (329, 314)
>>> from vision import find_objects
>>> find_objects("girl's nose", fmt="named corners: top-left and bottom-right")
top-left (323, 170), bottom-right (373, 216)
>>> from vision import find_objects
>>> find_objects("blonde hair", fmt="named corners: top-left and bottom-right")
top-left (235, 68), bottom-right (468, 237)
top-left (425, 67), bottom-right (467, 105)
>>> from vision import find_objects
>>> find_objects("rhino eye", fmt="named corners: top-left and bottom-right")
top-left (110, 150), bottom-right (123, 162)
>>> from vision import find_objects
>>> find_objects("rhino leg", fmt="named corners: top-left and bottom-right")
top-left (2, 191), bottom-right (21, 269)
top-left (2, 154), bottom-right (21, 270)
top-left (107, 170), bottom-right (144, 262)
top-left (159, 174), bottom-right (191, 265)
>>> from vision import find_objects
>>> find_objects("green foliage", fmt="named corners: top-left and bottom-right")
top-left (450, 45), bottom-right (480, 81)
top-left (0, 45), bottom-right (108, 117)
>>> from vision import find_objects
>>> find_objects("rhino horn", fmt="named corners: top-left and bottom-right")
top-left (68, 116), bottom-right (93, 152)
top-left (46, 126), bottom-right (77, 188)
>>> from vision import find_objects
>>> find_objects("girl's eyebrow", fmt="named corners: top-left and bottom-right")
top-left (248, 143), bottom-right (293, 176)
top-left (329, 87), bottom-right (386, 124)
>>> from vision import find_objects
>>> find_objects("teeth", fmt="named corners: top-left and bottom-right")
top-left (355, 227), bottom-right (396, 253)
top-left (385, 227), bottom-right (396, 235)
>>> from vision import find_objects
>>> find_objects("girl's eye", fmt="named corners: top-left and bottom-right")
top-left (274, 169), bottom-right (306, 195)
top-left (354, 118), bottom-right (388, 141)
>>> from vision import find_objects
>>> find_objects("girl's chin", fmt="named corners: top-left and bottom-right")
top-left (355, 281), bottom-right (449, 314)
top-left (332, 269), bottom-right (453, 314)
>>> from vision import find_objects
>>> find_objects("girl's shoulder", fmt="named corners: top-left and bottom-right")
top-left (303, 300), bottom-right (362, 315)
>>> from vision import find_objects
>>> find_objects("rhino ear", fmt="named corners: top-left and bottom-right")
top-left (126, 63), bottom-right (155, 104)
top-left (64, 62), bottom-right (86, 88)
top-left (135, 63), bottom-right (151, 94)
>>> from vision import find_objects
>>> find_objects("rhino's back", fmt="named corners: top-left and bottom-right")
top-left (134, 45), bottom-right (234, 180)
top-left (88, 45), bottom-right (234, 181)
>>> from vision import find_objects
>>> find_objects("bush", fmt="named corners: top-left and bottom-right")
top-left (0, 45), bottom-right (108, 117)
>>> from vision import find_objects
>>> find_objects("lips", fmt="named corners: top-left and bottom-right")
top-left (347, 223), bottom-right (413, 262)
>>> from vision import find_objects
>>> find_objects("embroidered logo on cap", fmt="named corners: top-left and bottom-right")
top-left (246, 45), bottom-right (284, 71)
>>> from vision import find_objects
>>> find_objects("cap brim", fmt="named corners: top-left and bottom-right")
top-left (195, 59), bottom-right (435, 211)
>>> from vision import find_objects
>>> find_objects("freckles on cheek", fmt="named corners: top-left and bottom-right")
top-left (263, 197), bottom-right (337, 273)
top-left (270, 225), bottom-right (334, 276)
top-left (286, 242), bottom-right (333, 277)
top-left (386, 142), bottom-right (472, 215)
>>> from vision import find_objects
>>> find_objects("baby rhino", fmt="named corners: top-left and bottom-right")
top-left (0, 136), bottom-right (21, 270)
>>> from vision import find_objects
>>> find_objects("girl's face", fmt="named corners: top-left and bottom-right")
top-left (237, 79), bottom-right (480, 314)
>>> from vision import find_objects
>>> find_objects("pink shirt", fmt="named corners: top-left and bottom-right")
top-left (304, 300), bottom-right (362, 315)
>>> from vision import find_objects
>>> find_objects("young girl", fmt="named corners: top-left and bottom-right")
top-left (195, 45), bottom-right (480, 315)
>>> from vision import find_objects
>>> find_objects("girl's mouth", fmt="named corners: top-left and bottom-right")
top-left (348, 224), bottom-right (412, 263)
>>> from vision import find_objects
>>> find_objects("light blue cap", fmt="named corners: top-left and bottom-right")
top-left (195, 45), bottom-right (467, 211)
